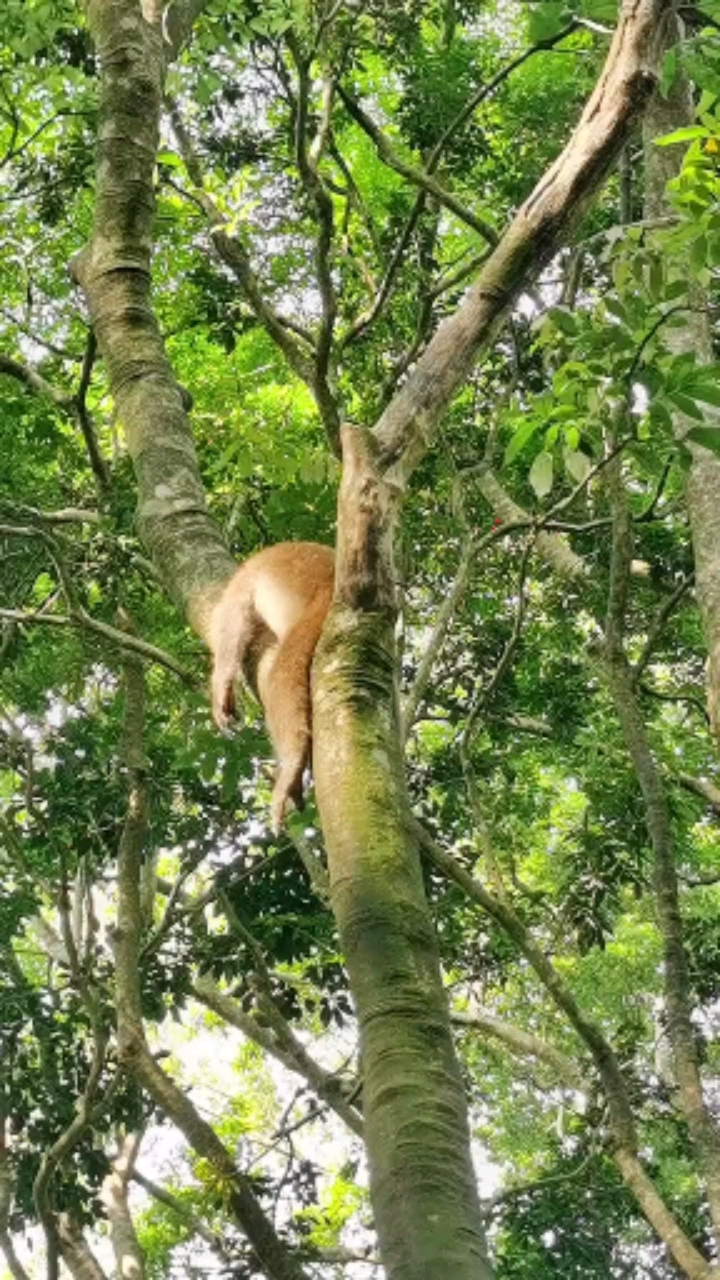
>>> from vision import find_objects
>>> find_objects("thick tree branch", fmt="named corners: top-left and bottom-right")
top-left (56, 1217), bottom-right (108, 1280)
top-left (72, 0), bottom-right (234, 638)
top-left (101, 1135), bottom-right (145, 1280)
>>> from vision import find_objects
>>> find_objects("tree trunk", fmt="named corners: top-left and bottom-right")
top-left (641, 21), bottom-right (720, 1251)
top-left (314, 427), bottom-right (492, 1280)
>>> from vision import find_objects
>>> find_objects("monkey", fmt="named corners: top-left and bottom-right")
top-left (209, 542), bottom-right (334, 831)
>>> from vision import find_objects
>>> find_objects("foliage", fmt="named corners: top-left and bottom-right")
top-left (1, 2), bottom-right (720, 1278)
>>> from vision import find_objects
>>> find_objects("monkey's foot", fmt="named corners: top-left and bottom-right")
top-left (270, 762), bottom-right (306, 833)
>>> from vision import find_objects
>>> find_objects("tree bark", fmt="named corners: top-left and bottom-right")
top-left (314, 427), bottom-right (492, 1280)
top-left (642, 20), bottom-right (720, 748)
top-left (640, 25), bottom-right (720, 1252)
top-left (313, 5), bottom-right (676, 1276)
top-left (71, 0), bottom-right (233, 638)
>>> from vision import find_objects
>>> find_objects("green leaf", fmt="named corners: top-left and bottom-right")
top-left (527, 2), bottom-right (566, 42)
top-left (686, 383), bottom-right (720, 409)
top-left (656, 126), bottom-right (711, 146)
top-left (604, 298), bottom-right (627, 323)
top-left (649, 402), bottom-right (674, 434)
top-left (529, 450), bottom-right (554, 498)
top-left (563, 449), bottom-right (591, 483)
top-left (686, 427), bottom-right (720, 456)
top-left (668, 392), bottom-right (705, 421)
top-left (691, 235), bottom-right (709, 272)
top-left (549, 307), bottom-right (578, 336)
top-left (504, 416), bottom-right (541, 465)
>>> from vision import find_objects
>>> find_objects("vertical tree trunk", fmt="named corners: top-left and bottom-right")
top-left (641, 22), bottom-right (720, 1249)
top-left (313, 427), bottom-right (492, 1280)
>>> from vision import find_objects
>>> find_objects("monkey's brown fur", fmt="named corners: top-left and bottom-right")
top-left (209, 542), bottom-right (334, 830)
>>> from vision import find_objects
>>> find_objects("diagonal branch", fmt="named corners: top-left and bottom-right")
top-left (452, 1007), bottom-right (586, 1089)
top-left (131, 1168), bottom-right (230, 1262)
top-left (337, 87), bottom-right (498, 247)
top-left (339, 19), bottom-right (588, 347)
top-left (415, 821), bottom-right (715, 1280)
top-left (601, 457), bottom-right (720, 1255)
top-left (165, 100), bottom-right (317, 388)
top-left (193, 976), bottom-right (363, 1137)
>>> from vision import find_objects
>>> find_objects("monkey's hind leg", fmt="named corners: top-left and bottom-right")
top-left (260, 605), bottom-right (326, 832)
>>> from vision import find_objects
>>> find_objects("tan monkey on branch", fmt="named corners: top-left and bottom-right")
top-left (209, 542), bottom-right (334, 831)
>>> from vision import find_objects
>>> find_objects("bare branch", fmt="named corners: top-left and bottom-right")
top-left (473, 468), bottom-right (588, 579)
top-left (338, 88), bottom-right (498, 246)
top-left (56, 1216), bottom-right (108, 1280)
top-left (131, 1168), bottom-right (230, 1260)
top-left (0, 354), bottom-right (72, 404)
top-left (402, 534), bottom-right (477, 742)
top-left (633, 573), bottom-right (694, 682)
top-left (453, 1007), bottom-right (586, 1089)
top-left (75, 330), bottom-right (112, 497)
top-left (193, 976), bottom-right (363, 1137)
top-left (370, 0), bottom-right (674, 483)
top-left (677, 773), bottom-right (720, 814)
top-left (0, 606), bottom-right (192, 682)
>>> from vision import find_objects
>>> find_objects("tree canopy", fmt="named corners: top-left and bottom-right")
top-left (2, 2), bottom-right (720, 1279)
